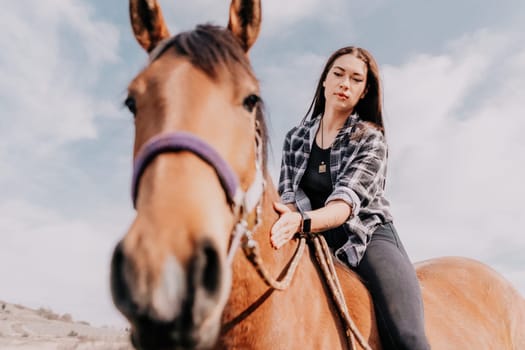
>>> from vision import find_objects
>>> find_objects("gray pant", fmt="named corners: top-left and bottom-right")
top-left (355, 222), bottom-right (430, 350)
top-left (322, 222), bottom-right (430, 349)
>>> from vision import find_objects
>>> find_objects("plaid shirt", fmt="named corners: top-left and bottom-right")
top-left (278, 113), bottom-right (393, 266)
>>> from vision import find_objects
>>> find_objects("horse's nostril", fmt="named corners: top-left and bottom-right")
top-left (110, 242), bottom-right (136, 318)
top-left (199, 241), bottom-right (221, 294)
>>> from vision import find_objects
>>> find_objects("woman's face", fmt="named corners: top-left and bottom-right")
top-left (323, 53), bottom-right (368, 115)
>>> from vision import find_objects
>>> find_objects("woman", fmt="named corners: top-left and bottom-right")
top-left (270, 46), bottom-right (430, 350)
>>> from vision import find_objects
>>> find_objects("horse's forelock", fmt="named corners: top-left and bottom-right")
top-left (148, 24), bottom-right (269, 170)
top-left (151, 25), bottom-right (252, 80)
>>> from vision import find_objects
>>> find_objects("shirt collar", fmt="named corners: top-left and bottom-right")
top-left (306, 112), bottom-right (358, 128)
top-left (302, 112), bottom-right (358, 150)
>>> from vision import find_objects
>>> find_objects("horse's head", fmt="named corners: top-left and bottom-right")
top-left (111, 1), bottom-right (265, 348)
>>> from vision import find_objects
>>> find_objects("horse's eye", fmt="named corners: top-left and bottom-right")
top-left (124, 96), bottom-right (137, 116)
top-left (242, 94), bottom-right (260, 113)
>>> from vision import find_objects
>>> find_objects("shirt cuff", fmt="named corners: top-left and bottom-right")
top-left (280, 191), bottom-right (296, 205)
top-left (326, 187), bottom-right (361, 219)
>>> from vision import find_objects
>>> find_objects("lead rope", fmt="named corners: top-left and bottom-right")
top-left (242, 236), bottom-right (306, 290)
top-left (311, 234), bottom-right (373, 350)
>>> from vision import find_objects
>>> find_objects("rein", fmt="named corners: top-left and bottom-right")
top-left (309, 234), bottom-right (372, 350)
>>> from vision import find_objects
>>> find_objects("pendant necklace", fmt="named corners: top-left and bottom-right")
top-left (319, 118), bottom-right (327, 173)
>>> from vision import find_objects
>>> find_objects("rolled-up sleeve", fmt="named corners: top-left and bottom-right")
top-left (278, 129), bottom-right (296, 204)
top-left (326, 128), bottom-right (387, 219)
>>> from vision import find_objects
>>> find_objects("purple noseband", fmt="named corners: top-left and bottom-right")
top-left (131, 132), bottom-right (240, 208)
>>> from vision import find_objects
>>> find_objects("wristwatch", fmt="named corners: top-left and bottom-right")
top-left (301, 212), bottom-right (311, 234)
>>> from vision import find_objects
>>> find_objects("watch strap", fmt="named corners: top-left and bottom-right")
top-left (301, 212), bottom-right (311, 234)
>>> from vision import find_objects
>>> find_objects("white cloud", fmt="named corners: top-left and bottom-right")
top-left (382, 29), bottom-right (525, 294)
top-left (0, 0), bottom-right (126, 326)
top-left (264, 0), bottom-right (321, 25)
top-left (261, 0), bottom-right (355, 36)
top-left (0, 0), bottom-right (120, 149)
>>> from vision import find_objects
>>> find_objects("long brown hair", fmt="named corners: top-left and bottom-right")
top-left (304, 46), bottom-right (384, 132)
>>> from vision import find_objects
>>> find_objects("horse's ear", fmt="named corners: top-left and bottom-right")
top-left (228, 0), bottom-right (261, 52)
top-left (129, 0), bottom-right (171, 53)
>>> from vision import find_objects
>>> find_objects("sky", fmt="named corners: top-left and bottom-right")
top-left (1, 0), bottom-right (524, 328)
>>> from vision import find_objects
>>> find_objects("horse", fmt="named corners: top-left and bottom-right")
top-left (110, 0), bottom-right (525, 349)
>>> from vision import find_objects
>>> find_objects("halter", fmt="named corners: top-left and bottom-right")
top-left (131, 128), bottom-right (265, 265)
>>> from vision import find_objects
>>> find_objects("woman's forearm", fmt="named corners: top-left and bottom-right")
top-left (305, 200), bottom-right (351, 233)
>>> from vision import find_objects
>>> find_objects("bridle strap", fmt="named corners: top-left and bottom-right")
top-left (132, 131), bottom-right (241, 209)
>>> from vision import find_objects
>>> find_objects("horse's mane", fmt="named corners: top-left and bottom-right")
top-left (150, 24), bottom-right (269, 169)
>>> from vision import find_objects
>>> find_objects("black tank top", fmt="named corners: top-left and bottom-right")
top-left (299, 142), bottom-right (347, 250)
top-left (299, 141), bottom-right (332, 210)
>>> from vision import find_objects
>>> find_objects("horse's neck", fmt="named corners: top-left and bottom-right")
top-left (219, 179), bottom-right (305, 342)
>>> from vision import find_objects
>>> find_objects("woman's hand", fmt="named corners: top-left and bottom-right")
top-left (270, 202), bottom-right (302, 249)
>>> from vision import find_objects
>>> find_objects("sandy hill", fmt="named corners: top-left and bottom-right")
top-left (0, 300), bottom-right (132, 349)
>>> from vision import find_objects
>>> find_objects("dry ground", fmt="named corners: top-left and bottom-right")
top-left (0, 300), bottom-right (132, 350)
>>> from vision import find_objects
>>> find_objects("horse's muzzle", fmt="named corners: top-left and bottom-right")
top-left (110, 239), bottom-right (226, 349)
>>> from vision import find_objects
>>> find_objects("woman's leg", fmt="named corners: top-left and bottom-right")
top-left (356, 222), bottom-right (430, 350)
